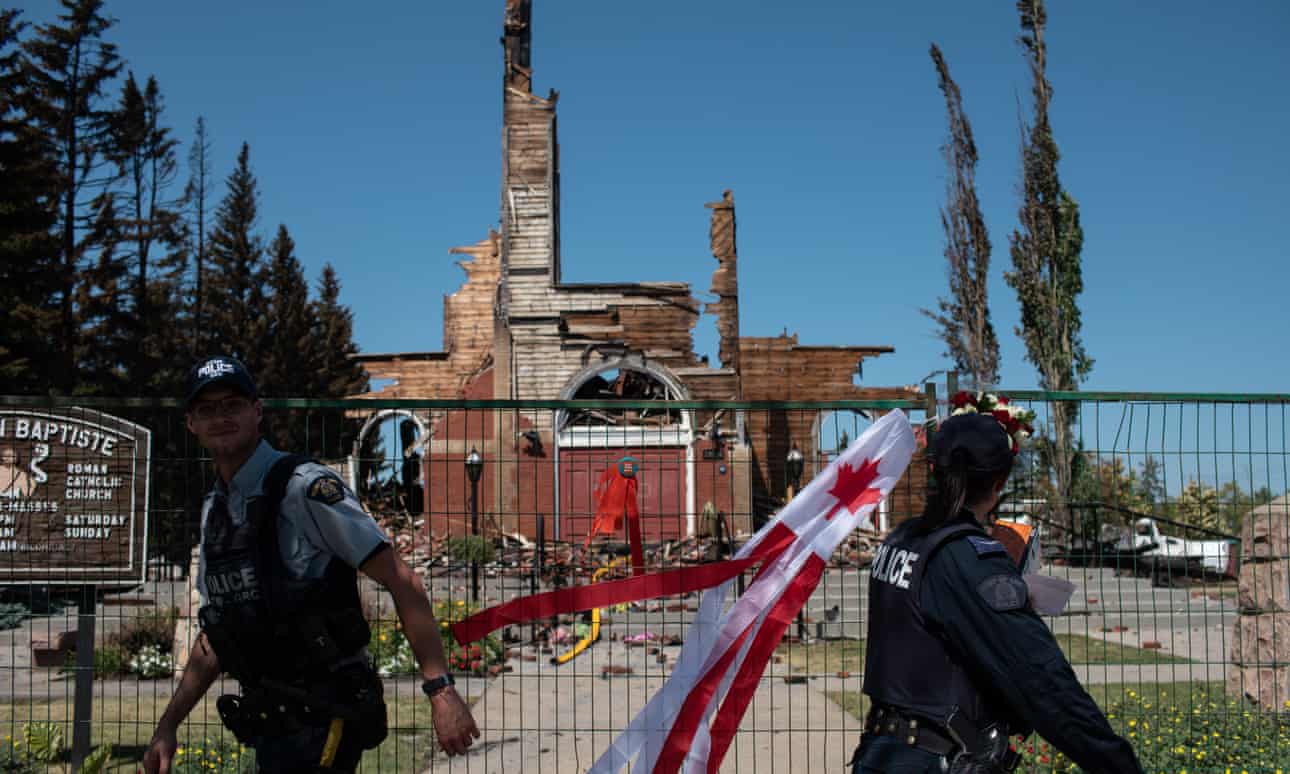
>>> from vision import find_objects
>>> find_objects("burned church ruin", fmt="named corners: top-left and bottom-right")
top-left (351, 0), bottom-right (922, 541)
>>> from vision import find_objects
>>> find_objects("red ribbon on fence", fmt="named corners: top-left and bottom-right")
top-left (451, 523), bottom-right (795, 645)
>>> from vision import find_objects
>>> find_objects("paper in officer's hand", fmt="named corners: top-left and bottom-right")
top-left (1023, 573), bottom-right (1076, 616)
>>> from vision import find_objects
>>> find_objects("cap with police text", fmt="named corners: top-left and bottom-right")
top-left (184, 356), bottom-right (258, 408)
top-left (930, 413), bottom-right (1012, 473)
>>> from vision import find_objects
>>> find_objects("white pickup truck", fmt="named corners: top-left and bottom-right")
top-left (1118, 517), bottom-right (1238, 579)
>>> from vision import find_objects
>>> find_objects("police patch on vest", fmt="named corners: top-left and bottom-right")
top-left (870, 543), bottom-right (921, 589)
top-left (307, 474), bottom-right (346, 505)
top-left (967, 535), bottom-right (1007, 558)
top-left (977, 574), bottom-right (1028, 611)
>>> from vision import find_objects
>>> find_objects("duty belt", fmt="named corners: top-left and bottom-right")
top-left (864, 705), bottom-right (958, 757)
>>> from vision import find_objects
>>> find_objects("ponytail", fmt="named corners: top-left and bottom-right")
top-left (916, 458), bottom-right (1013, 534)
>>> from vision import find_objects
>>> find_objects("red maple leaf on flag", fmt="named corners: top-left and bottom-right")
top-left (824, 457), bottom-right (883, 520)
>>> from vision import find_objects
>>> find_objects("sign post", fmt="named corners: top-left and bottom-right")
top-left (0, 408), bottom-right (151, 766)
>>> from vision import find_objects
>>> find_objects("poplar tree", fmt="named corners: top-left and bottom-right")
top-left (922, 43), bottom-right (999, 389)
top-left (1004, 0), bottom-right (1092, 532)
top-left (184, 116), bottom-right (212, 351)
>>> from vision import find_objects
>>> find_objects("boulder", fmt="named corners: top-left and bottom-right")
top-left (1230, 612), bottom-right (1290, 667)
top-left (1241, 496), bottom-right (1290, 561)
top-left (1227, 665), bottom-right (1290, 712)
top-left (1238, 559), bottom-right (1290, 613)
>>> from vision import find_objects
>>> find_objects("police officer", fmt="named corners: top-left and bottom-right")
top-left (852, 412), bottom-right (1142, 773)
top-left (143, 357), bottom-right (479, 773)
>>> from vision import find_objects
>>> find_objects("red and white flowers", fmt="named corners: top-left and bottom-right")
top-left (949, 391), bottom-right (1036, 453)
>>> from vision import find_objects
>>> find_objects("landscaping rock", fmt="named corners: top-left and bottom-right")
top-left (1227, 665), bottom-right (1290, 712)
top-left (1241, 496), bottom-right (1290, 561)
top-left (1230, 613), bottom-right (1290, 667)
top-left (1238, 560), bottom-right (1290, 613)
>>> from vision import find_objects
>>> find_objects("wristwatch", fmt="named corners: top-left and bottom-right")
top-left (421, 673), bottom-right (456, 698)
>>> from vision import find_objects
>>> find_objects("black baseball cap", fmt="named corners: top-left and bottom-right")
top-left (184, 356), bottom-right (258, 409)
top-left (930, 413), bottom-right (1012, 473)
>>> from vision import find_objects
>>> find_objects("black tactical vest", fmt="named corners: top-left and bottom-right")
top-left (862, 516), bottom-right (1005, 737)
top-left (198, 455), bottom-right (370, 685)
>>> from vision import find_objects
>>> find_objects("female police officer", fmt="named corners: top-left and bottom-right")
top-left (852, 411), bottom-right (1142, 773)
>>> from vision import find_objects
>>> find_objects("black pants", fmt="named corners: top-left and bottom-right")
top-left (851, 735), bottom-right (947, 774)
top-left (254, 722), bottom-right (366, 773)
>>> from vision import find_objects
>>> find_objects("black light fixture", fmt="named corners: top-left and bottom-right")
top-left (520, 430), bottom-right (544, 456)
top-left (786, 445), bottom-right (804, 494)
top-left (465, 447), bottom-right (484, 483)
top-left (465, 446), bottom-right (484, 602)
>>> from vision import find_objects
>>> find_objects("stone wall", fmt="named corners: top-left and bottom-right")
top-left (1228, 495), bottom-right (1290, 710)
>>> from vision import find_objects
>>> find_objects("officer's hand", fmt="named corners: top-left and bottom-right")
top-left (140, 727), bottom-right (178, 773)
top-left (429, 686), bottom-right (480, 756)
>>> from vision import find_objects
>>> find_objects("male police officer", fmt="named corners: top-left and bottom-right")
top-left (143, 357), bottom-right (478, 773)
top-left (854, 413), bottom-right (1141, 773)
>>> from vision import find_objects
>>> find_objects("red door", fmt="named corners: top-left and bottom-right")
top-left (558, 448), bottom-right (686, 543)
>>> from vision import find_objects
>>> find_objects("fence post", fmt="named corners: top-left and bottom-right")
top-left (71, 584), bottom-right (96, 768)
top-left (532, 513), bottom-right (544, 643)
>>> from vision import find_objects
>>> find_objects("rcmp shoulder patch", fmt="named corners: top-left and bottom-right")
top-left (965, 535), bottom-right (1007, 558)
top-left (977, 574), bottom-right (1029, 612)
top-left (307, 474), bottom-right (346, 505)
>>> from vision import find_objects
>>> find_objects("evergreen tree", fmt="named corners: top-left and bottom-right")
top-left (20, 0), bottom-right (122, 391)
top-left (922, 43), bottom-right (999, 389)
top-left (259, 224), bottom-right (315, 450)
top-left (308, 264), bottom-right (368, 457)
top-left (1004, 0), bottom-right (1091, 533)
top-left (261, 224), bottom-right (313, 394)
top-left (0, 10), bottom-right (60, 392)
top-left (184, 115), bottom-right (212, 353)
top-left (202, 142), bottom-right (265, 363)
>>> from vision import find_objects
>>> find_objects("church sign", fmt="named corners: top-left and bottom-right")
top-left (0, 409), bottom-right (151, 585)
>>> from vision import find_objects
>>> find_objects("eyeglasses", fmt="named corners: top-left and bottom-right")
top-left (190, 396), bottom-right (252, 421)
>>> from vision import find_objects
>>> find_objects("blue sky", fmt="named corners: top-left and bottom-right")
top-left (25, 0), bottom-right (1290, 393)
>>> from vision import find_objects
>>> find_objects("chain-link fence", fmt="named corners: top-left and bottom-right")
top-left (0, 393), bottom-right (1286, 771)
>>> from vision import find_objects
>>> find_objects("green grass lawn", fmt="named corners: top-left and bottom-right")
top-left (779, 633), bottom-right (1191, 675)
top-left (0, 685), bottom-right (478, 772)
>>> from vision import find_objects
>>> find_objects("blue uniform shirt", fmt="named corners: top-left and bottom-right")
top-left (197, 439), bottom-right (390, 605)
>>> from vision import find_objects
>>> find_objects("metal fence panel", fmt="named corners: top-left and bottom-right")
top-left (0, 394), bottom-right (1285, 772)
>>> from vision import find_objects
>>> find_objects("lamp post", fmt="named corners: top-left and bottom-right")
top-left (785, 445), bottom-right (804, 500)
top-left (465, 446), bottom-right (484, 602)
top-left (786, 445), bottom-right (806, 640)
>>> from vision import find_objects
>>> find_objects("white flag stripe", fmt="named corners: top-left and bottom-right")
top-left (590, 411), bottom-right (916, 774)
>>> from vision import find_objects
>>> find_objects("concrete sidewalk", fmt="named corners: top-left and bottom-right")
top-left (423, 640), bottom-right (862, 773)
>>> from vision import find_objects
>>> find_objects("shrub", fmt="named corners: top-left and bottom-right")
top-left (0, 603), bottom-right (29, 632)
top-left (368, 618), bottom-right (418, 677)
top-left (110, 606), bottom-right (178, 656)
top-left (369, 599), bottom-right (506, 677)
top-left (59, 642), bottom-right (130, 679)
top-left (0, 739), bottom-right (41, 774)
top-left (95, 643), bottom-right (130, 677)
top-left (434, 599), bottom-right (505, 676)
top-left (129, 643), bottom-right (175, 679)
top-left (446, 535), bottom-right (495, 565)
top-left (21, 722), bottom-right (62, 764)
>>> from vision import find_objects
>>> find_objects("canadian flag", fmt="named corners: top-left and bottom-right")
top-left (452, 410), bottom-right (916, 773)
